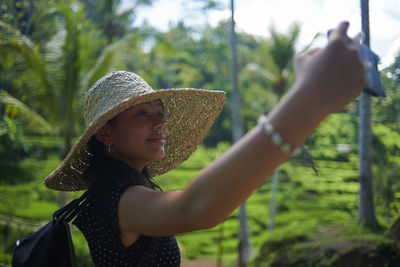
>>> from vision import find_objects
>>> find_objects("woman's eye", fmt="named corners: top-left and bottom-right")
top-left (137, 111), bottom-right (148, 117)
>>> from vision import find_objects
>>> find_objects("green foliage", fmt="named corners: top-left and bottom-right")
top-left (0, 0), bottom-right (17, 26)
top-left (0, 223), bottom-right (34, 265)
top-left (252, 224), bottom-right (400, 267)
top-left (243, 22), bottom-right (300, 102)
top-left (375, 51), bottom-right (400, 133)
top-left (372, 124), bottom-right (400, 218)
top-left (72, 229), bottom-right (95, 266)
top-left (1, 0), bottom-right (151, 158)
top-left (0, 116), bottom-right (27, 160)
top-left (269, 23), bottom-right (299, 74)
top-left (0, 143), bottom-right (400, 266)
top-left (80, 0), bottom-right (153, 43)
top-left (384, 49), bottom-right (400, 84)
top-left (307, 113), bottom-right (358, 161)
top-left (0, 90), bottom-right (53, 135)
top-left (372, 124), bottom-right (400, 162)
top-left (0, 1), bottom-right (400, 266)
top-left (0, 128), bottom-right (63, 184)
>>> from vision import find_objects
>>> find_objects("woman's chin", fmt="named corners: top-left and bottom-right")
top-left (153, 148), bottom-right (165, 160)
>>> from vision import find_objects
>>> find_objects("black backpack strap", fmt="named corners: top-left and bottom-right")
top-left (138, 237), bottom-right (159, 267)
top-left (53, 191), bottom-right (89, 223)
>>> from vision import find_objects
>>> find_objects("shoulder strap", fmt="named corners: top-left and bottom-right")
top-left (138, 237), bottom-right (159, 267)
top-left (53, 191), bottom-right (89, 223)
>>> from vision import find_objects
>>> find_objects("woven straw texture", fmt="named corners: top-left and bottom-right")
top-left (44, 71), bottom-right (225, 191)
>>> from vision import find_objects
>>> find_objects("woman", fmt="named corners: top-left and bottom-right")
top-left (44, 22), bottom-right (367, 266)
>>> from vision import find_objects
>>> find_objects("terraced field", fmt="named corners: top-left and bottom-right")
top-left (0, 146), bottom-right (397, 266)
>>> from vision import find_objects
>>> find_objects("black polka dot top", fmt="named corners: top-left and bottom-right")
top-left (73, 159), bottom-right (181, 266)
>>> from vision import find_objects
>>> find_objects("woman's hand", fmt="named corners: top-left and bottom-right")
top-left (293, 21), bottom-right (367, 117)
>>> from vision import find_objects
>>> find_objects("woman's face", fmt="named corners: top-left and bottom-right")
top-left (107, 100), bottom-right (167, 170)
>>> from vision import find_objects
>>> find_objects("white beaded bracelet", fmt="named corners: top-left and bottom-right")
top-left (257, 115), bottom-right (301, 155)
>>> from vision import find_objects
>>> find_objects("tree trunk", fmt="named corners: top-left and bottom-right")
top-left (269, 169), bottom-right (279, 231)
top-left (230, 0), bottom-right (251, 265)
top-left (358, 92), bottom-right (377, 227)
top-left (386, 216), bottom-right (400, 245)
top-left (217, 223), bottom-right (224, 267)
top-left (358, 0), bottom-right (377, 229)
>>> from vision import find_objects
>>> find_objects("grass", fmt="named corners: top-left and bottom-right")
top-left (1, 145), bottom-right (399, 267)
top-left (156, 153), bottom-right (376, 266)
top-left (13, 201), bottom-right (59, 219)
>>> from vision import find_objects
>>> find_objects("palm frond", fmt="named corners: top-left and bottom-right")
top-left (80, 33), bottom-right (142, 94)
top-left (244, 63), bottom-right (276, 82)
top-left (0, 20), bottom-right (36, 49)
top-left (0, 90), bottom-right (53, 134)
top-left (0, 19), bottom-right (55, 118)
top-left (299, 32), bottom-right (322, 53)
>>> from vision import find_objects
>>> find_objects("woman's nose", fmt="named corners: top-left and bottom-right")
top-left (153, 116), bottom-right (166, 131)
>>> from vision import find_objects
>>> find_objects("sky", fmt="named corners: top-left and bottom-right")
top-left (123, 0), bottom-right (400, 68)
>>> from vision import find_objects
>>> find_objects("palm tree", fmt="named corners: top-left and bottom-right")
top-left (1, 1), bottom-right (147, 209)
top-left (1, 0), bottom-right (147, 153)
top-left (0, 1), bottom-right (148, 201)
top-left (244, 23), bottom-right (319, 98)
top-left (244, 24), bottom-right (300, 232)
top-left (0, 90), bottom-right (53, 134)
top-left (80, 0), bottom-right (153, 43)
top-left (230, 1), bottom-right (251, 266)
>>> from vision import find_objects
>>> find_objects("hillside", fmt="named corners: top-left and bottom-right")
top-left (1, 142), bottom-right (399, 266)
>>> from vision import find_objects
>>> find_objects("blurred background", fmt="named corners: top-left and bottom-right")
top-left (0, 0), bottom-right (399, 266)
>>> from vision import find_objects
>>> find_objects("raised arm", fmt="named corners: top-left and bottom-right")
top-left (118, 22), bottom-right (367, 240)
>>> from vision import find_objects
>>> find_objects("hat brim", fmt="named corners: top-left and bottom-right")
top-left (44, 88), bottom-right (225, 191)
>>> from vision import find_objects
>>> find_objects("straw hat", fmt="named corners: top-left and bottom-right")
top-left (44, 71), bottom-right (225, 191)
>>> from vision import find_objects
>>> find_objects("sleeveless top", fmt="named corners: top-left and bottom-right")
top-left (73, 158), bottom-right (181, 267)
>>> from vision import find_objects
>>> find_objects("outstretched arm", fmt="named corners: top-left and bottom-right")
top-left (118, 22), bottom-right (367, 239)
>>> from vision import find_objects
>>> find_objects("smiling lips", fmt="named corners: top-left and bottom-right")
top-left (147, 134), bottom-right (166, 144)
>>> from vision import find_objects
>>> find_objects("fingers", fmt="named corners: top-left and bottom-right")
top-left (328, 21), bottom-right (364, 53)
top-left (352, 32), bottom-right (363, 45)
top-left (314, 22), bottom-right (366, 94)
top-left (336, 21), bottom-right (350, 37)
top-left (350, 32), bottom-right (371, 74)
top-left (326, 22), bottom-right (365, 65)
top-left (328, 21), bottom-right (350, 42)
top-left (352, 32), bottom-right (371, 74)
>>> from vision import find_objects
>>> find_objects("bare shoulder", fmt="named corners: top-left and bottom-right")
top-left (119, 185), bottom-right (159, 210)
top-left (117, 185), bottom-right (188, 236)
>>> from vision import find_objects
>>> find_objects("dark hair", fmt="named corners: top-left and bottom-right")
top-left (85, 135), bottom-right (161, 190)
